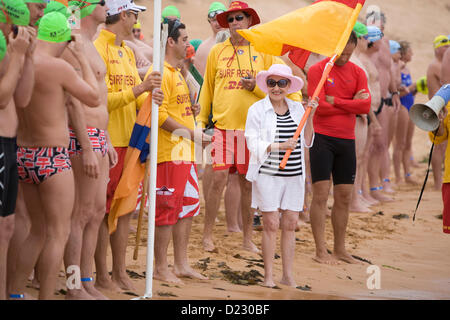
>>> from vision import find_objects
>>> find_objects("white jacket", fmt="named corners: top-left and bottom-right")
top-left (244, 95), bottom-right (314, 182)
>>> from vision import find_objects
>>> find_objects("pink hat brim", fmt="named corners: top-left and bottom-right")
top-left (256, 69), bottom-right (304, 94)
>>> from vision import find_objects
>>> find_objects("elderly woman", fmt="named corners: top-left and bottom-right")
top-left (245, 64), bottom-right (316, 288)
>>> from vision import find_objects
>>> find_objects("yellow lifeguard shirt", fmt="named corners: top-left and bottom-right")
top-left (198, 39), bottom-right (302, 131)
top-left (145, 62), bottom-right (196, 164)
top-left (94, 29), bottom-right (148, 147)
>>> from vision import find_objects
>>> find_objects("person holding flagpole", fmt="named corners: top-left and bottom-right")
top-left (144, 18), bottom-right (211, 284)
top-left (308, 32), bottom-right (371, 265)
top-left (93, 0), bottom-right (163, 292)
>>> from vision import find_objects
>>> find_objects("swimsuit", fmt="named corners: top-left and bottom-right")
top-left (16, 147), bottom-right (72, 184)
top-left (68, 127), bottom-right (108, 157)
top-left (400, 72), bottom-right (415, 111)
top-left (0, 137), bottom-right (18, 217)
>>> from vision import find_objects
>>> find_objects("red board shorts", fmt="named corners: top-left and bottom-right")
top-left (442, 183), bottom-right (450, 234)
top-left (211, 128), bottom-right (250, 175)
top-left (155, 161), bottom-right (200, 226)
top-left (106, 147), bottom-right (127, 214)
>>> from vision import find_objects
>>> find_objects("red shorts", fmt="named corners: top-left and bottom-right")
top-left (106, 147), bottom-right (127, 214)
top-left (442, 183), bottom-right (450, 234)
top-left (211, 128), bottom-right (250, 175)
top-left (155, 161), bottom-right (199, 226)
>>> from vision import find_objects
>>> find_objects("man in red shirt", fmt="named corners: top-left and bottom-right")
top-left (308, 32), bottom-right (371, 265)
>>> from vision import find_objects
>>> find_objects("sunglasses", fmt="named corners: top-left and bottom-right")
top-left (227, 15), bottom-right (245, 24)
top-left (437, 38), bottom-right (450, 46)
top-left (77, 0), bottom-right (105, 9)
top-left (267, 78), bottom-right (290, 88)
top-left (164, 18), bottom-right (183, 38)
top-left (208, 10), bottom-right (224, 20)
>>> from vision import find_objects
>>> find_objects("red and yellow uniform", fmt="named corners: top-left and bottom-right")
top-left (94, 29), bottom-right (148, 147)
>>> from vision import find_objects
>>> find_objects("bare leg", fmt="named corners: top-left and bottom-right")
top-left (224, 174), bottom-right (242, 232)
top-left (154, 224), bottom-right (181, 283)
top-left (432, 142), bottom-right (446, 190)
top-left (331, 184), bottom-right (361, 264)
top-left (404, 119), bottom-right (417, 184)
top-left (6, 186), bottom-right (30, 293)
top-left (202, 164), bottom-right (213, 203)
top-left (110, 213), bottom-right (134, 290)
top-left (381, 106), bottom-right (396, 193)
top-left (173, 217), bottom-right (207, 280)
top-left (279, 210), bottom-right (299, 287)
top-left (310, 180), bottom-right (340, 265)
top-left (0, 215), bottom-right (15, 300)
top-left (393, 106), bottom-right (408, 185)
top-left (202, 169), bottom-right (228, 252)
top-left (94, 217), bottom-right (120, 292)
top-left (261, 211), bottom-right (279, 288)
top-left (238, 174), bottom-right (259, 253)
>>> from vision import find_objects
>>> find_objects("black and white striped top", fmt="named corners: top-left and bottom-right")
top-left (259, 110), bottom-right (302, 177)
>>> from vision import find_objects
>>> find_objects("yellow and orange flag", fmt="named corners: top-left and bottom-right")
top-left (108, 95), bottom-right (152, 234)
top-left (238, 0), bottom-right (365, 68)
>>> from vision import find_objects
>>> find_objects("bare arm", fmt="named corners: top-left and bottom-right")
top-left (0, 27), bottom-right (30, 109)
top-left (14, 27), bottom-right (36, 108)
top-left (66, 97), bottom-right (99, 178)
top-left (427, 63), bottom-right (442, 98)
top-left (161, 116), bottom-right (211, 148)
top-left (441, 49), bottom-right (450, 85)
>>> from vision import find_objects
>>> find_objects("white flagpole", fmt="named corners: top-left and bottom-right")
top-left (143, 0), bottom-right (162, 299)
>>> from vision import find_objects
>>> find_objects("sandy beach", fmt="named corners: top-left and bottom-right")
top-left (22, 0), bottom-right (450, 300)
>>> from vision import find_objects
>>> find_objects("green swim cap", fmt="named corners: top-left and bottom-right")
top-left (190, 39), bottom-right (202, 52)
top-left (208, 2), bottom-right (226, 14)
top-left (37, 11), bottom-right (71, 43)
top-left (0, 30), bottom-right (6, 62)
top-left (36, 1), bottom-right (70, 25)
top-left (162, 5), bottom-right (180, 19)
top-left (68, 0), bottom-right (96, 19)
top-left (353, 21), bottom-right (368, 38)
top-left (0, 0), bottom-right (30, 26)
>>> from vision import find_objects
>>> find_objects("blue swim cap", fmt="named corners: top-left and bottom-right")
top-left (366, 25), bottom-right (383, 43)
top-left (389, 40), bottom-right (401, 54)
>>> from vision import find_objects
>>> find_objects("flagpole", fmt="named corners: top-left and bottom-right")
top-left (143, 0), bottom-right (162, 299)
top-left (280, 54), bottom-right (338, 170)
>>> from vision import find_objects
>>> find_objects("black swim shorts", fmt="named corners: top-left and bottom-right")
top-left (0, 137), bottom-right (18, 217)
top-left (309, 133), bottom-right (356, 185)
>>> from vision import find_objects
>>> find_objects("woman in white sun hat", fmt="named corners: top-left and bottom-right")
top-left (245, 64), bottom-right (317, 288)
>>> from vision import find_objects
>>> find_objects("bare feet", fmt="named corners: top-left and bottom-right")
top-left (84, 283), bottom-right (110, 300)
top-left (362, 193), bottom-right (380, 206)
top-left (333, 251), bottom-right (363, 264)
top-left (313, 252), bottom-right (341, 265)
top-left (243, 241), bottom-right (261, 254)
top-left (382, 181), bottom-right (396, 193)
top-left (112, 272), bottom-right (135, 291)
top-left (280, 276), bottom-right (297, 288)
top-left (65, 288), bottom-right (96, 300)
top-left (262, 279), bottom-right (276, 288)
top-left (349, 198), bottom-right (372, 213)
top-left (94, 276), bottom-right (121, 292)
top-left (370, 190), bottom-right (394, 202)
top-left (153, 269), bottom-right (184, 284)
top-left (202, 239), bottom-right (218, 253)
top-left (174, 265), bottom-right (208, 280)
top-left (405, 175), bottom-right (418, 185)
top-left (227, 226), bottom-right (242, 233)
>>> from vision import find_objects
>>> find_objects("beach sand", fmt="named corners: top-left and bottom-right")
top-left (23, 0), bottom-right (450, 300)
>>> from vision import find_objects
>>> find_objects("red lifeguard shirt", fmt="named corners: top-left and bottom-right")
top-left (307, 57), bottom-right (371, 140)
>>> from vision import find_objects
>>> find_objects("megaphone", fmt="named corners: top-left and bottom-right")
top-left (410, 84), bottom-right (450, 131)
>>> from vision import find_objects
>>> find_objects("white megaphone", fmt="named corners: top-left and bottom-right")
top-left (410, 84), bottom-right (450, 131)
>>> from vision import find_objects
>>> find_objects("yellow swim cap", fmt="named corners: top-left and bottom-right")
top-left (416, 76), bottom-right (428, 95)
top-left (433, 35), bottom-right (449, 49)
top-left (134, 20), bottom-right (141, 29)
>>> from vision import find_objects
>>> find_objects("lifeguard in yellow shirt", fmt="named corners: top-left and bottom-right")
top-left (144, 19), bottom-right (211, 284)
top-left (93, 0), bottom-right (163, 292)
top-left (198, 1), bottom-right (301, 254)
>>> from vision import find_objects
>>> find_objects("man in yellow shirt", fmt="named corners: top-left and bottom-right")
top-left (93, 0), bottom-right (163, 291)
top-left (198, 1), bottom-right (301, 253)
top-left (144, 19), bottom-right (211, 284)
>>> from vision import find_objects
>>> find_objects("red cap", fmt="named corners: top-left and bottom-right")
top-left (216, 1), bottom-right (260, 28)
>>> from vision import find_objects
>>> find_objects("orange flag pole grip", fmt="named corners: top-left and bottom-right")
top-left (280, 54), bottom-right (338, 170)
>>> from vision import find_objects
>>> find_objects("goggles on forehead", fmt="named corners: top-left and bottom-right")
top-left (163, 17), bottom-right (183, 38)
top-left (208, 9), bottom-right (224, 20)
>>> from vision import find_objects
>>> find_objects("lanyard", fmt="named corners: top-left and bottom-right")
top-left (228, 38), bottom-right (254, 77)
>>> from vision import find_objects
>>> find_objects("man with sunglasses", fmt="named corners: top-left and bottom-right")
top-left (198, 1), bottom-right (302, 254)
top-left (427, 35), bottom-right (450, 191)
top-left (308, 32), bottom-right (371, 265)
top-left (93, 0), bottom-right (163, 292)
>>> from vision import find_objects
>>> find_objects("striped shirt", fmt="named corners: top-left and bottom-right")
top-left (259, 110), bottom-right (302, 177)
